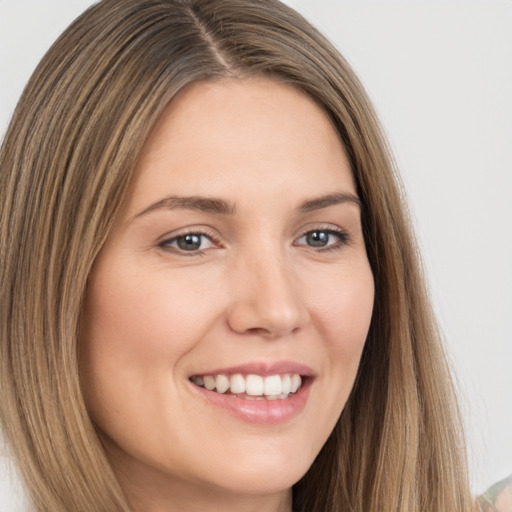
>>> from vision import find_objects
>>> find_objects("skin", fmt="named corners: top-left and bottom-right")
top-left (495, 486), bottom-right (512, 512)
top-left (80, 77), bottom-right (375, 512)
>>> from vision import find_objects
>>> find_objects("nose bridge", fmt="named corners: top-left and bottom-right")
top-left (227, 243), bottom-right (308, 338)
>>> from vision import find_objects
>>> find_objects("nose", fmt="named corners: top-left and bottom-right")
top-left (226, 250), bottom-right (309, 339)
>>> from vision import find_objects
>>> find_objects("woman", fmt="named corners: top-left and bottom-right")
top-left (0, 0), bottom-right (474, 511)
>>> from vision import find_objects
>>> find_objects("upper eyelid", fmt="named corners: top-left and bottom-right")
top-left (295, 225), bottom-right (350, 238)
top-left (295, 227), bottom-right (351, 245)
top-left (158, 226), bottom-right (218, 242)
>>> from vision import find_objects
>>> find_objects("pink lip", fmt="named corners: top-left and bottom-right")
top-left (188, 361), bottom-right (314, 425)
top-left (190, 361), bottom-right (315, 378)
top-left (190, 379), bottom-right (312, 425)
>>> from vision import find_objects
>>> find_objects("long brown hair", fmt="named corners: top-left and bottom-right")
top-left (0, 1), bottom-right (473, 510)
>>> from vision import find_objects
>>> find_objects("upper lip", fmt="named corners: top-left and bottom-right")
top-left (190, 361), bottom-right (315, 378)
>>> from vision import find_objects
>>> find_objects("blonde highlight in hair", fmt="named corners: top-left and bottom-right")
top-left (1, 1), bottom-right (473, 511)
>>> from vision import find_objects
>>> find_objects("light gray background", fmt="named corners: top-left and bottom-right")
top-left (1, 1), bottom-right (511, 510)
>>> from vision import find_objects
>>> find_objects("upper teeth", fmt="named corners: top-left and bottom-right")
top-left (191, 373), bottom-right (302, 398)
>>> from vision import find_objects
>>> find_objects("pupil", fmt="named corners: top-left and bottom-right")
top-left (307, 231), bottom-right (328, 247)
top-left (177, 234), bottom-right (201, 250)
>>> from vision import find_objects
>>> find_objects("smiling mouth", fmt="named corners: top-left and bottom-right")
top-left (190, 373), bottom-right (303, 400)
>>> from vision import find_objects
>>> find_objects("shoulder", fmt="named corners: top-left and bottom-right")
top-left (477, 474), bottom-right (512, 512)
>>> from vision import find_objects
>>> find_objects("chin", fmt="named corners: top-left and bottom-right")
top-left (209, 468), bottom-right (304, 497)
top-left (199, 444), bottom-right (315, 496)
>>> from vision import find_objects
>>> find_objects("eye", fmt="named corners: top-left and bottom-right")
top-left (295, 228), bottom-right (349, 250)
top-left (159, 232), bottom-right (216, 254)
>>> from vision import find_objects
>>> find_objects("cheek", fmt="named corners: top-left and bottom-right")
top-left (78, 261), bottom-right (226, 464)
top-left (79, 263), bottom-right (204, 424)
top-left (311, 262), bottom-right (374, 355)
top-left (81, 263), bottom-right (218, 367)
top-left (304, 261), bottom-right (374, 428)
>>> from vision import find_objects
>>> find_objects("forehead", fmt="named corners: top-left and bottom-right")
top-left (126, 76), bottom-right (355, 213)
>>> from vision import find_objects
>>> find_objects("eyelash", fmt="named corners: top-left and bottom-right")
top-left (158, 228), bottom-right (220, 256)
top-left (158, 227), bottom-right (351, 256)
top-left (295, 228), bottom-right (352, 252)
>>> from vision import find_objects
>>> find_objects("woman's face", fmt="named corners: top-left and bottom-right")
top-left (80, 77), bottom-right (374, 509)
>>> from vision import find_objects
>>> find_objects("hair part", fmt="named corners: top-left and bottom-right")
top-left (0, 1), bottom-right (473, 511)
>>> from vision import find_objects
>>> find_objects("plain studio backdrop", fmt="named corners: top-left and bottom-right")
top-left (0, 1), bottom-right (511, 510)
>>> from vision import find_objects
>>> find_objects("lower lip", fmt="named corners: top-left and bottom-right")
top-left (190, 380), bottom-right (312, 425)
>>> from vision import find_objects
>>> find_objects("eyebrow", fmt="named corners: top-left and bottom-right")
top-left (131, 191), bottom-right (361, 222)
top-left (131, 196), bottom-right (236, 221)
top-left (299, 192), bottom-right (362, 212)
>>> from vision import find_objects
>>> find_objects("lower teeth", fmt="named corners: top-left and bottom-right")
top-left (193, 383), bottom-right (294, 400)
top-left (244, 393), bottom-right (290, 400)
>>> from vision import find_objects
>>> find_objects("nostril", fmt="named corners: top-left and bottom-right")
top-left (226, 298), bottom-right (308, 338)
